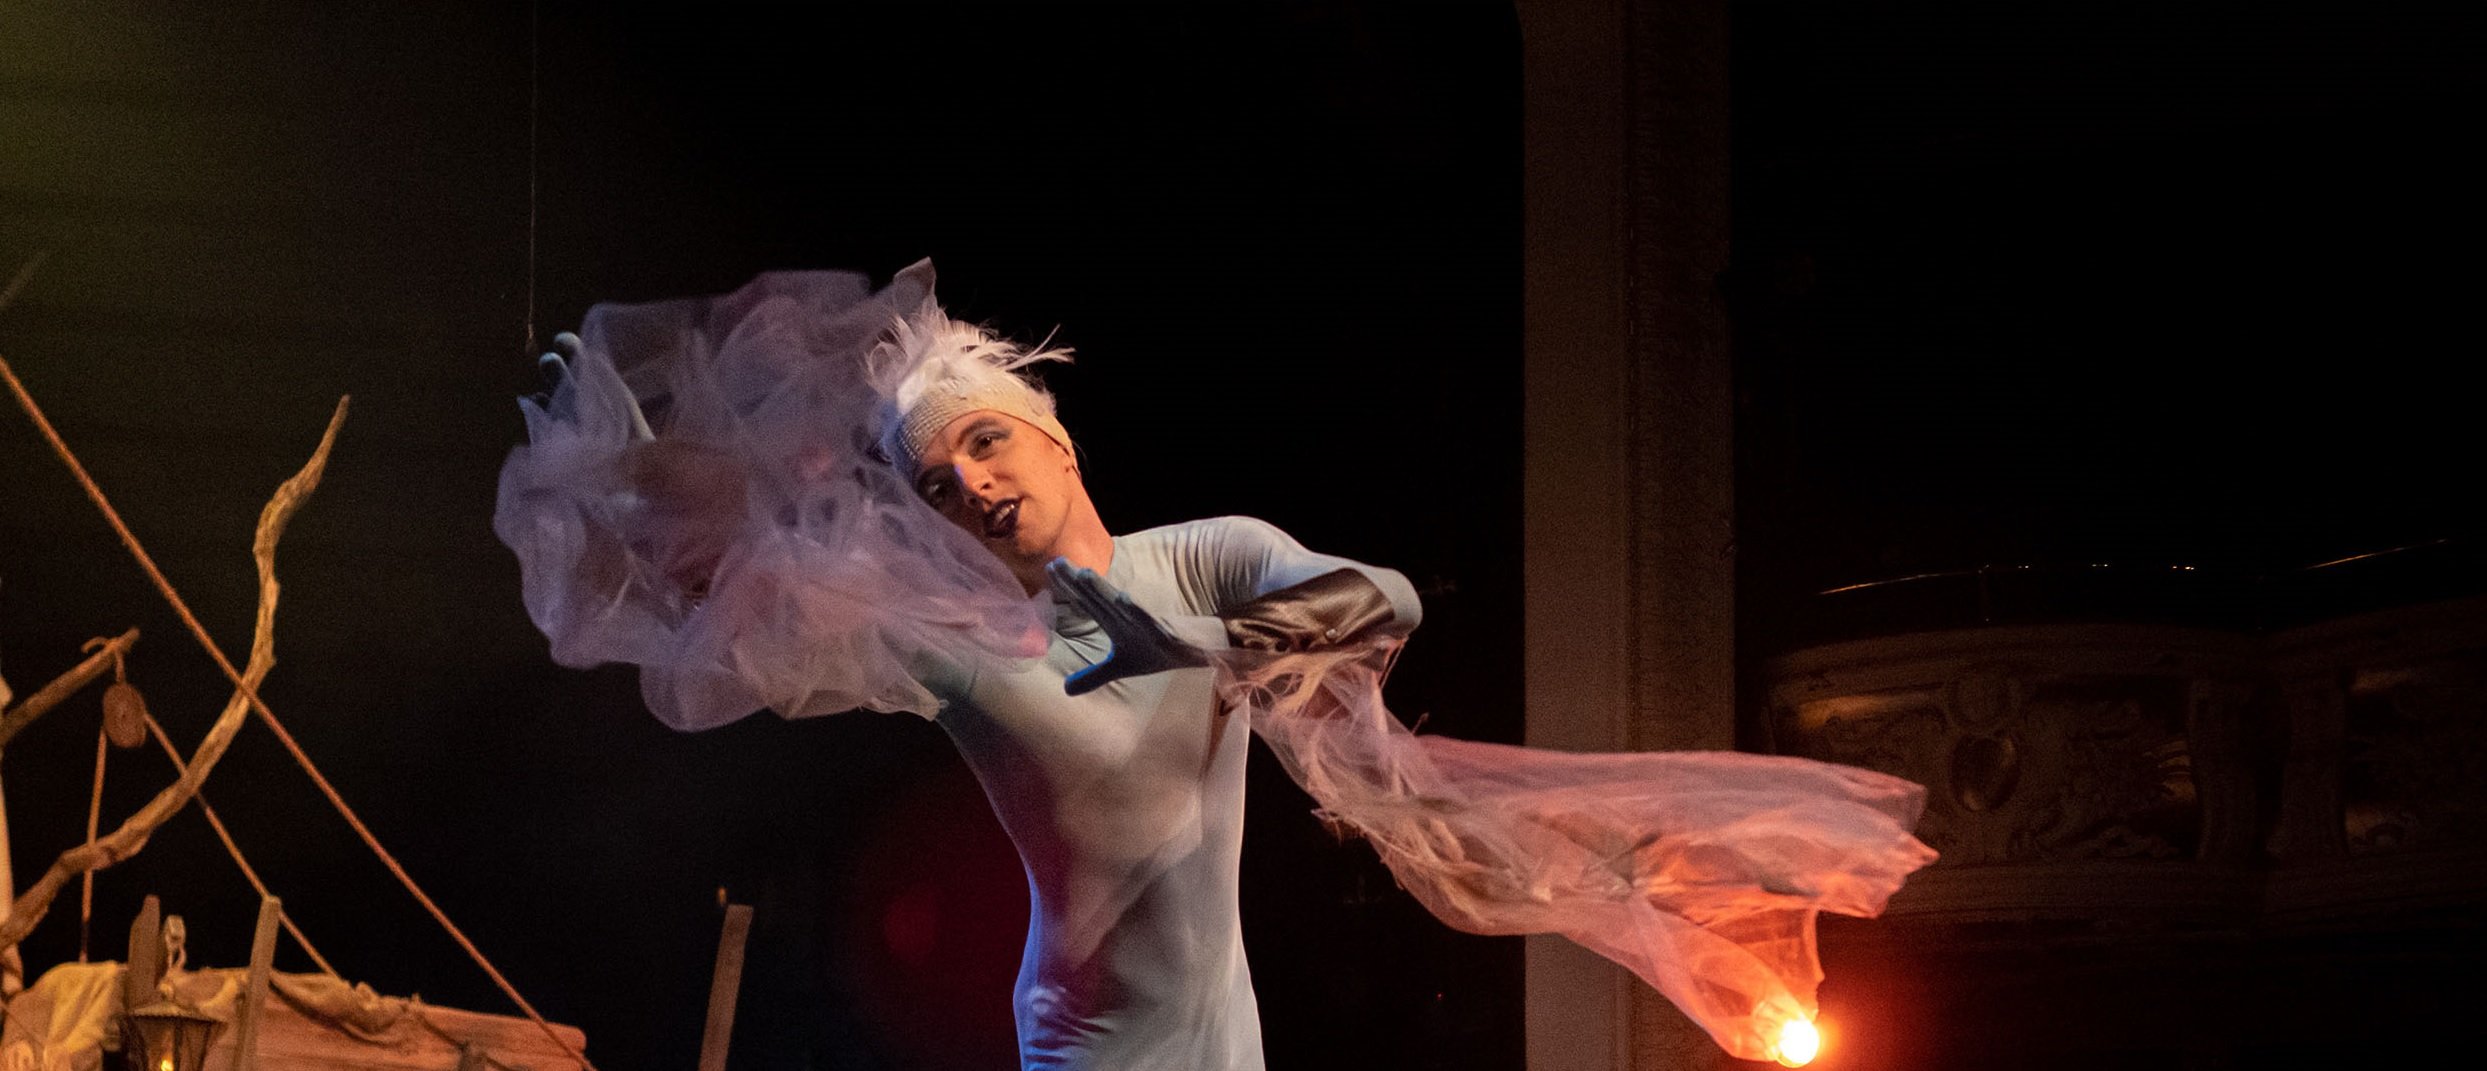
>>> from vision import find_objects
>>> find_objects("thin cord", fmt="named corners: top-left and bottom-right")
top-left (141, 712), bottom-right (340, 978)
top-left (78, 724), bottom-right (105, 962)
top-left (0, 359), bottom-right (596, 1071)
top-left (524, 0), bottom-right (542, 356)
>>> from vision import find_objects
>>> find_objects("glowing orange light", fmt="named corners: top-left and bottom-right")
top-left (158, 1060), bottom-right (175, 1071)
top-left (1773, 1016), bottom-right (1822, 1067)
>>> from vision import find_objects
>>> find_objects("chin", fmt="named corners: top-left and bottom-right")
top-left (1004, 523), bottom-right (1059, 562)
top-left (984, 534), bottom-right (1047, 572)
top-left (1009, 537), bottom-right (1058, 567)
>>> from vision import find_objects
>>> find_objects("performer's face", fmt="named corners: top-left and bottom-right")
top-left (913, 410), bottom-right (1082, 570)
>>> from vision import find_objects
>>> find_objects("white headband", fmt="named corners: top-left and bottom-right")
top-left (871, 305), bottom-right (1073, 475)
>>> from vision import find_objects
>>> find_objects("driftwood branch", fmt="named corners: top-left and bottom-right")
top-left (0, 398), bottom-right (346, 953)
top-left (0, 627), bottom-right (139, 748)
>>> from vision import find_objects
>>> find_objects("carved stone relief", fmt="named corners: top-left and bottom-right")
top-left (2339, 652), bottom-right (2487, 856)
top-left (1775, 656), bottom-right (2213, 868)
top-left (2268, 596), bottom-right (2487, 871)
top-left (1769, 598), bottom-right (2487, 925)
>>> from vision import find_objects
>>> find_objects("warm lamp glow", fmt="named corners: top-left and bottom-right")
top-left (1774, 1016), bottom-right (1822, 1068)
top-left (119, 999), bottom-right (221, 1071)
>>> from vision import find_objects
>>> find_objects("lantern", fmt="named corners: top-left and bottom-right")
top-left (119, 1000), bottom-right (221, 1071)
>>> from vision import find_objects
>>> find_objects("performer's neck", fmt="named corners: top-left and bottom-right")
top-left (1018, 507), bottom-right (1114, 595)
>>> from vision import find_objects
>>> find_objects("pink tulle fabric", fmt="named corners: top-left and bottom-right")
top-left (494, 263), bottom-right (1047, 729)
top-left (1218, 645), bottom-right (1937, 1061)
top-left (493, 266), bottom-right (1936, 1060)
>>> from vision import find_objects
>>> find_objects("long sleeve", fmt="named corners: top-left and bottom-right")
top-left (1162, 515), bottom-right (1422, 638)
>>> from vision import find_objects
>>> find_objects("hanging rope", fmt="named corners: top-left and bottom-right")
top-left (524, 0), bottom-right (542, 357)
top-left (139, 713), bottom-right (339, 978)
top-left (0, 356), bottom-right (598, 1071)
top-left (77, 722), bottom-right (104, 962)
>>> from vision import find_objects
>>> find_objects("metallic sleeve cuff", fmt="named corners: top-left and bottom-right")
top-left (1221, 569), bottom-right (1399, 653)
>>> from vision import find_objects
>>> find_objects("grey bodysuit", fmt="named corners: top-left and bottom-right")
top-left (927, 516), bottom-right (1421, 1071)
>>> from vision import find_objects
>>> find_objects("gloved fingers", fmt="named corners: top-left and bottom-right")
top-left (1051, 567), bottom-right (1135, 653)
top-left (535, 331), bottom-right (585, 400)
top-left (1046, 559), bottom-right (1120, 621)
top-left (1064, 658), bottom-right (1116, 697)
top-left (1043, 557), bottom-right (1083, 591)
top-left (1099, 590), bottom-right (1163, 643)
top-left (1045, 558), bottom-right (1095, 610)
top-left (1045, 558), bottom-right (1208, 694)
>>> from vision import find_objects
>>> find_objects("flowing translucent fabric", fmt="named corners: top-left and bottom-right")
top-left (492, 266), bottom-right (1936, 1061)
top-left (493, 263), bottom-right (1047, 730)
top-left (1218, 645), bottom-right (1936, 1061)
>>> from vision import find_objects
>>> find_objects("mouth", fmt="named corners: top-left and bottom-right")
top-left (982, 498), bottom-right (1021, 541)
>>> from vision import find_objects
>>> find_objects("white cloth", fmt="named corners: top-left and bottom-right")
top-left (495, 261), bottom-right (1047, 730)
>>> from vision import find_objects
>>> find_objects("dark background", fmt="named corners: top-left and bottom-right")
top-left (2, 2), bottom-right (1519, 1069)
top-left (1732, 1), bottom-right (2484, 652)
top-left (5, 1), bottom-right (2481, 1069)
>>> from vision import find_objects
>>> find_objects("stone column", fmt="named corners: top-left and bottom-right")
top-left (1519, 0), bottom-right (1735, 1067)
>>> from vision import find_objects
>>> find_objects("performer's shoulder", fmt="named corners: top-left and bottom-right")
top-left (1120, 515), bottom-right (1296, 552)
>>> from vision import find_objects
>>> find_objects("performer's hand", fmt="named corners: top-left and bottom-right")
top-left (537, 331), bottom-right (655, 441)
top-left (1047, 558), bottom-right (1209, 695)
top-left (527, 332), bottom-right (579, 412)
top-left (535, 331), bottom-right (582, 395)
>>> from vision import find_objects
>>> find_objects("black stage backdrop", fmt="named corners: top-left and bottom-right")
top-left (1732, 1), bottom-right (2486, 642)
top-left (11, 2), bottom-right (2481, 1070)
top-left (0, 3), bottom-right (1522, 1069)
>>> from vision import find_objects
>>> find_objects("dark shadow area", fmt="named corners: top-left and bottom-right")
top-left (1733, 5), bottom-right (2487, 1069)
top-left (1734, 0), bottom-right (2485, 638)
top-left (1, 3), bottom-right (1519, 1068)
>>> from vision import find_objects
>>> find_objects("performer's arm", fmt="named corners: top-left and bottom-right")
top-left (1192, 515), bottom-right (1419, 651)
top-left (1049, 516), bottom-right (1419, 694)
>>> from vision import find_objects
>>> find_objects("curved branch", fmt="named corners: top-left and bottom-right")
top-left (0, 399), bottom-right (345, 953)
top-left (0, 628), bottom-right (140, 748)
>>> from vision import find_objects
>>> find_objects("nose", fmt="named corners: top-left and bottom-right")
top-left (951, 458), bottom-right (997, 505)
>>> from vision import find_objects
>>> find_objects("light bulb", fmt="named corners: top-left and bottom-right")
top-left (1774, 1016), bottom-right (1821, 1068)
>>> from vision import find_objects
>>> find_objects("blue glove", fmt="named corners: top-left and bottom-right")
top-left (1046, 558), bottom-right (1210, 696)
top-left (535, 331), bottom-right (581, 397)
top-left (535, 331), bottom-right (652, 440)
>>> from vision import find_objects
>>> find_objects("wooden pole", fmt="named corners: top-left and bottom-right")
top-left (122, 894), bottom-right (162, 1009)
top-left (79, 724), bottom-right (107, 961)
top-left (1, 757), bottom-right (16, 995)
top-left (694, 902), bottom-right (753, 1071)
top-left (231, 895), bottom-right (282, 1071)
top-left (0, 758), bottom-right (11, 911)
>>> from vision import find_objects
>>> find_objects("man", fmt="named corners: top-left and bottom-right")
top-left (876, 306), bottom-right (1420, 1069)
top-left (499, 264), bottom-right (1931, 1071)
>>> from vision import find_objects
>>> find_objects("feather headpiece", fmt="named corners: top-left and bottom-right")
top-left (867, 283), bottom-right (1074, 476)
